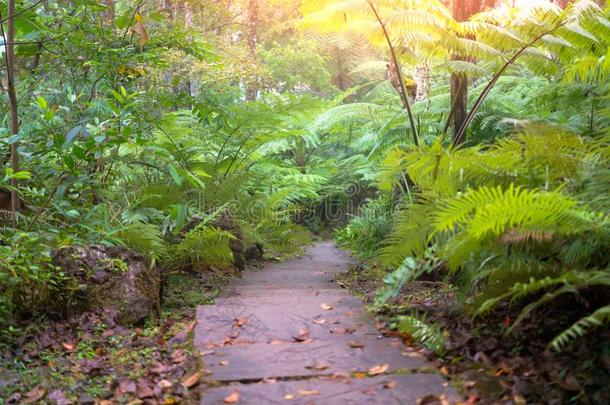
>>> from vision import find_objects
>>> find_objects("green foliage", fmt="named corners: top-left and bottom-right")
top-left (335, 195), bottom-right (394, 258)
top-left (117, 222), bottom-right (168, 266)
top-left (550, 305), bottom-right (610, 352)
top-left (393, 313), bottom-right (446, 355)
top-left (166, 224), bottom-right (235, 271)
top-left (261, 40), bottom-right (335, 94)
top-left (0, 232), bottom-right (63, 323)
top-left (341, 127), bottom-right (609, 351)
top-left (374, 253), bottom-right (437, 309)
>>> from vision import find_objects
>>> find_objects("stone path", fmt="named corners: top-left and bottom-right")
top-left (195, 242), bottom-right (458, 404)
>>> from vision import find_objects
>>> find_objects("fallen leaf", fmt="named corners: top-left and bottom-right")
top-left (283, 394), bottom-right (295, 400)
top-left (368, 363), bottom-right (389, 376)
top-left (219, 360), bottom-right (229, 366)
top-left (306, 363), bottom-right (329, 371)
top-left (23, 385), bottom-right (46, 404)
top-left (181, 372), bottom-right (201, 388)
top-left (298, 389), bottom-right (320, 396)
top-left (293, 329), bottom-right (310, 342)
top-left (513, 395), bottom-right (527, 405)
top-left (384, 380), bottom-right (397, 389)
top-left (118, 379), bottom-right (137, 394)
top-left (62, 342), bottom-right (75, 351)
top-left (186, 320), bottom-right (197, 331)
top-left (353, 372), bottom-right (367, 379)
top-left (137, 383), bottom-right (155, 399)
top-left (234, 318), bottom-right (247, 328)
top-left (171, 349), bottom-right (187, 364)
top-left (224, 390), bottom-right (240, 403)
top-left (349, 340), bottom-right (365, 348)
top-left (312, 319), bottom-right (326, 325)
top-left (320, 303), bottom-right (333, 310)
top-left (158, 379), bottom-right (173, 391)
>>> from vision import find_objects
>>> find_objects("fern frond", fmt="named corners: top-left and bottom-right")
top-left (394, 313), bottom-right (446, 355)
top-left (549, 305), bottom-right (610, 352)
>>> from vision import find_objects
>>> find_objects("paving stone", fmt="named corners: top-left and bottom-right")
top-left (195, 292), bottom-right (374, 346)
top-left (201, 374), bottom-right (458, 405)
top-left (201, 338), bottom-right (429, 382)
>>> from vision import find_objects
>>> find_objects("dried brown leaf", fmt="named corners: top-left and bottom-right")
top-left (224, 390), bottom-right (240, 403)
top-left (368, 363), bottom-right (389, 376)
top-left (181, 372), bottom-right (201, 388)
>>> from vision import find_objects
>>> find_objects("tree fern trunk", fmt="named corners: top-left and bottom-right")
top-left (245, 0), bottom-right (259, 100)
top-left (450, 0), bottom-right (495, 145)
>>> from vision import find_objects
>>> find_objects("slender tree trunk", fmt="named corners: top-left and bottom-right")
top-left (334, 51), bottom-right (347, 90)
top-left (414, 63), bottom-right (430, 101)
top-left (104, 0), bottom-right (115, 26)
top-left (245, 0), bottom-right (258, 100)
top-left (450, 0), bottom-right (494, 144)
top-left (5, 0), bottom-right (21, 215)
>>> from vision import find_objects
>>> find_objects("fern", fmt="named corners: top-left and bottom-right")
top-left (117, 222), bottom-right (168, 266)
top-left (393, 313), bottom-right (446, 355)
top-left (549, 305), bottom-right (610, 352)
top-left (166, 224), bottom-right (235, 271)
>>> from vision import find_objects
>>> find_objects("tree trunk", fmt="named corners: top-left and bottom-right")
top-left (414, 63), bottom-right (430, 101)
top-left (450, 0), bottom-right (494, 144)
top-left (104, 0), bottom-right (115, 26)
top-left (245, 0), bottom-right (259, 100)
top-left (5, 0), bottom-right (21, 215)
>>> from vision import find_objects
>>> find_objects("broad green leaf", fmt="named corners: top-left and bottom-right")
top-left (167, 163), bottom-right (183, 186)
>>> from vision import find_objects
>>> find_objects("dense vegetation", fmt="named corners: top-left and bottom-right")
top-left (1, 0), bottom-right (609, 403)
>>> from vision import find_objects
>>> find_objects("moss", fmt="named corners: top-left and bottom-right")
top-left (99, 258), bottom-right (129, 273)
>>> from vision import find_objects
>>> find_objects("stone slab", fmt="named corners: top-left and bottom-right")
top-left (195, 293), bottom-right (374, 346)
top-left (201, 338), bottom-right (429, 382)
top-left (201, 374), bottom-right (458, 405)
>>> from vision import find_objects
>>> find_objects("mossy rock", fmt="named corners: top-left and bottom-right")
top-left (52, 246), bottom-right (160, 325)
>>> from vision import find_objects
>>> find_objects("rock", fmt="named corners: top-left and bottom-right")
top-left (211, 211), bottom-right (245, 272)
top-left (52, 246), bottom-right (160, 325)
top-left (0, 367), bottom-right (19, 391)
top-left (244, 243), bottom-right (264, 261)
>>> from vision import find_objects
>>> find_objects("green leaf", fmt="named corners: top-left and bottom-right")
top-left (63, 155), bottom-right (75, 170)
top-left (174, 204), bottom-right (187, 233)
top-left (36, 95), bottom-right (48, 110)
top-left (110, 90), bottom-right (124, 104)
top-left (167, 163), bottom-right (183, 186)
top-left (72, 145), bottom-right (85, 159)
top-left (11, 171), bottom-right (32, 180)
top-left (107, 100), bottom-right (121, 116)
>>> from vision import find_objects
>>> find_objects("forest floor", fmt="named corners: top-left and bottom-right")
top-left (195, 241), bottom-right (457, 404)
top-left (0, 271), bottom-right (230, 404)
top-left (336, 264), bottom-right (610, 404)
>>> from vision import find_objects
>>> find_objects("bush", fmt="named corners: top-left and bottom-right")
top-left (0, 232), bottom-right (66, 324)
